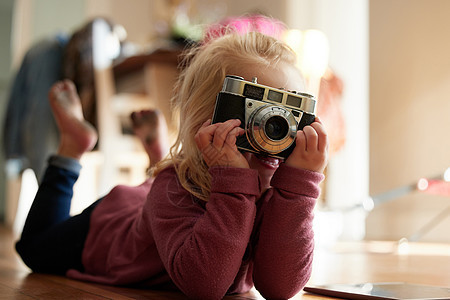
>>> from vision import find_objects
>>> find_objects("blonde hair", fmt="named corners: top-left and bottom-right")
top-left (153, 32), bottom-right (298, 201)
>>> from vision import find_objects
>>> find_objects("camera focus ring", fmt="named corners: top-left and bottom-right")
top-left (246, 105), bottom-right (297, 154)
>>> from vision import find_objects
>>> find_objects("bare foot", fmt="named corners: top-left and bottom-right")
top-left (130, 109), bottom-right (169, 167)
top-left (49, 80), bottom-right (98, 160)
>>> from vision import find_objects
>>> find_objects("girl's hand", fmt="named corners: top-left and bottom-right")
top-left (195, 119), bottom-right (250, 169)
top-left (285, 117), bottom-right (329, 173)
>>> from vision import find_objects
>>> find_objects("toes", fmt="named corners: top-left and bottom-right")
top-left (62, 79), bottom-right (77, 92)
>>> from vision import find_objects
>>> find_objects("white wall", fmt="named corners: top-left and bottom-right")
top-left (368, 0), bottom-right (450, 243)
top-left (287, 0), bottom-right (370, 241)
top-left (11, 0), bottom-right (85, 68)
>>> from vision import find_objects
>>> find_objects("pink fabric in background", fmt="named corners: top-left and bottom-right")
top-left (203, 14), bottom-right (286, 44)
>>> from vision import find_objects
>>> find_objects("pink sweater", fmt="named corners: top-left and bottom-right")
top-left (67, 164), bottom-right (323, 299)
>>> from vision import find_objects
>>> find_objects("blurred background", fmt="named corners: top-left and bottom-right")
top-left (0, 0), bottom-right (449, 245)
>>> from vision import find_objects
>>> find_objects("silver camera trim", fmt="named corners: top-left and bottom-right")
top-left (245, 99), bottom-right (298, 154)
top-left (222, 75), bottom-right (316, 114)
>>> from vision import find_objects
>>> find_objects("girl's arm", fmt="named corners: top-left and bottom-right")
top-left (149, 119), bottom-right (254, 299)
top-left (252, 164), bottom-right (324, 299)
top-left (147, 166), bottom-right (258, 299)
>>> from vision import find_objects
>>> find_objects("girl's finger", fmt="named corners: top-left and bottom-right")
top-left (295, 130), bottom-right (307, 151)
top-left (195, 122), bottom-right (219, 149)
top-left (224, 127), bottom-right (243, 148)
top-left (310, 122), bottom-right (328, 152)
top-left (200, 119), bottom-right (212, 128)
top-left (212, 119), bottom-right (241, 150)
top-left (303, 125), bottom-right (318, 151)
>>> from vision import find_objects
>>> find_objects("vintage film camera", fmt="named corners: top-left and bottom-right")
top-left (212, 75), bottom-right (317, 159)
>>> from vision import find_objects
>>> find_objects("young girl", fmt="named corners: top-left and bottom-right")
top-left (16, 31), bottom-right (328, 300)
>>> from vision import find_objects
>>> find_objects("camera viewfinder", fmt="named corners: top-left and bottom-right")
top-left (244, 84), bottom-right (264, 100)
top-left (286, 95), bottom-right (302, 108)
top-left (268, 90), bottom-right (283, 103)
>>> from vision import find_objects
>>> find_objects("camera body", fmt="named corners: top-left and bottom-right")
top-left (212, 75), bottom-right (317, 159)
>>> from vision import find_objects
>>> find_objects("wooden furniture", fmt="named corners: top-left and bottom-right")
top-left (89, 47), bottom-right (182, 197)
top-left (112, 47), bottom-right (183, 135)
top-left (2, 225), bottom-right (449, 299)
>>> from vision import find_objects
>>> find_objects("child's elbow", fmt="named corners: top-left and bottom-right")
top-left (254, 271), bottom-right (311, 300)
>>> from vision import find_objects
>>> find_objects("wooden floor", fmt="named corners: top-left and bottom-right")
top-left (2, 224), bottom-right (450, 299)
top-left (0, 225), bottom-right (263, 299)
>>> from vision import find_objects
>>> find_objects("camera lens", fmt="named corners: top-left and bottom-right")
top-left (265, 116), bottom-right (289, 140)
top-left (246, 103), bottom-right (297, 154)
